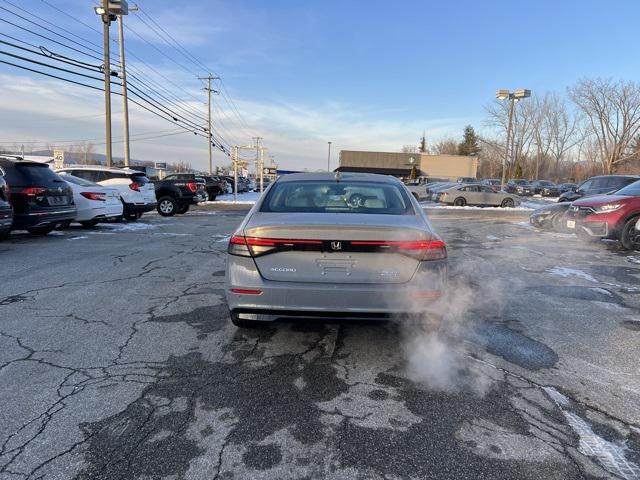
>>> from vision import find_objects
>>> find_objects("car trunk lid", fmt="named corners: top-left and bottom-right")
top-left (243, 212), bottom-right (435, 284)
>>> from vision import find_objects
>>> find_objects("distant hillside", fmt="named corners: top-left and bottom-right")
top-left (30, 150), bottom-right (154, 167)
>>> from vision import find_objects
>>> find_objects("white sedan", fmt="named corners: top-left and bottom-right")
top-left (58, 173), bottom-right (123, 227)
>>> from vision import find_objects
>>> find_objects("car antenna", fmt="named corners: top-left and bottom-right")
top-left (335, 171), bottom-right (341, 183)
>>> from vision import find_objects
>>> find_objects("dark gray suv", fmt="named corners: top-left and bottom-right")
top-left (558, 175), bottom-right (640, 202)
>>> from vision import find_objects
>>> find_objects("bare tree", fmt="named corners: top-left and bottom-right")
top-left (568, 78), bottom-right (640, 173)
top-left (401, 145), bottom-right (417, 153)
top-left (541, 93), bottom-right (583, 178)
top-left (429, 138), bottom-right (458, 155)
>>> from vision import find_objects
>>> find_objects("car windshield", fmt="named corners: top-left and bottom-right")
top-left (260, 180), bottom-right (414, 214)
top-left (613, 179), bottom-right (640, 196)
top-left (58, 172), bottom-right (98, 187)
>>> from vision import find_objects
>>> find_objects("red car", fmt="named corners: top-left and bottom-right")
top-left (566, 180), bottom-right (640, 249)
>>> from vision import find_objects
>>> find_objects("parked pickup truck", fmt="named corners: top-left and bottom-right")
top-left (154, 174), bottom-right (205, 216)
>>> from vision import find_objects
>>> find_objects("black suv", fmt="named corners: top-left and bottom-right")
top-left (196, 175), bottom-right (226, 200)
top-left (0, 157), bottom-right (76, 235)
top-left (0, 165), bottom-right (13, 240)
top-left (558, 175), bottom-right (640, 202)
top-left (154, 173), bottom-right (204, 216)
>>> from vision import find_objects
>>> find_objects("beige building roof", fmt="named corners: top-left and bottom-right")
top-left (338, 150), bottom-right (478, 180)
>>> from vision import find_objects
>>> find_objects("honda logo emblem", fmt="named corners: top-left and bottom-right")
top-left (330, 241), bottom-right (342, 251)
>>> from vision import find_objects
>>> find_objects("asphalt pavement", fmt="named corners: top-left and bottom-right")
top-left (1, 205), bottom-right (639, 480)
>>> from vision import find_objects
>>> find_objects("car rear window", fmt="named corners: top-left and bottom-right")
top-left (58, 173), bottom-right (97, 187)
top-left (130, 173), bottom-right (150, 184)
top-left (260, 180), bottom-right (414, 215)
top-left (2, 162), bottom-right (63, 186)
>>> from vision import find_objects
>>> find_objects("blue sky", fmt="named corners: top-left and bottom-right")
top-left (1, 0), bottom-right (639, 170)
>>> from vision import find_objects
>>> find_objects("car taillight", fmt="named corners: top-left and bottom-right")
top-left (80, 191), bottom-right (106, 201)
top-left (129, 182), bottom-right (141, 191)
top-left (21, 187), bottom-right (46, 196)
top-left (350, 240), bottom-right (447, 261)
top-left (228, 235), bottom-right (323, 257)
top-left (186, 181), bottom-right (197, 193)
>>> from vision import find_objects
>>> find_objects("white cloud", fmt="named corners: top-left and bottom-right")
top-left (0, 72), bottom-right (470, 171)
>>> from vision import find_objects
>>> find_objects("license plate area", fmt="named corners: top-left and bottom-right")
top-left (566, 220), bottom-right (576, 229)
top-left (48, 196), bottom-right (69, 206)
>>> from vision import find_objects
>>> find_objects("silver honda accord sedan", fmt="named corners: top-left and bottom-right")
top-left (225, 172), bottom-right (448, 327)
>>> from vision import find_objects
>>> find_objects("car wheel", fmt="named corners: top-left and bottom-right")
top-left (176, 203), bottom-right (190, 214)
top-left (620, 216), bottom-right (640, 250)
top-left (550, 213), bottom-right (565, 232)
top-left (157, 196), bottom-right (177, 216)
top-left (209, 195), bottom-right (216, 201)
top-left (453, 197), bottom-right (466, 207)
top-left (80, 219), bottom-right (100, 228)
top-left (501, 198), bottom-right (515, 208)
top-left (231, 311), bottom-right (269, 328)
top-left (27, 225), bottom-right (55, 235)
top-left (558, 197), bottom-right (569, 203)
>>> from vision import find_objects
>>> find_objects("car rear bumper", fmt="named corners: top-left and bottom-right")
top-left (225, 256), bottom-right (447, 320)
top-left (123, 202), bottom-right (157, 214)
top-left (12, 208), bottom-right (77, 229)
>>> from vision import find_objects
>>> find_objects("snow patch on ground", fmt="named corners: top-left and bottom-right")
top-left (98, 222), bottom-right (158, 232)
top-left (589, 287), bottom-right (612, 296)
top-left (485, 235), bottom-right (500, 241)
top-left (68, 236), bottom-right (88, 241)
top-left (627, 256), bottom-right (640, 265)
top-left (543, 387), bottom-right (640, 479)
top-left (547, 266), bottom-right (597, 283)
top-left (213, 234), bottom-right (231, 243)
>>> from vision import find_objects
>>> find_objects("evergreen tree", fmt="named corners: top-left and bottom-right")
top-left (419, 132), bottom-right (427, 153)
top-left (457, 125), bottom-right (481, 156)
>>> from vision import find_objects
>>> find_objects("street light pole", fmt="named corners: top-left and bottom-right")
top-left (117, 7), bottom-right (137, 167)
top-left (502, 98), bottom-right (515, 188)
top-left (327, 141), bottom-right (332, 171)
top-left (101, 0), bottom-right (113, 167)
top-left (496, 89), bottom-right (531, 188)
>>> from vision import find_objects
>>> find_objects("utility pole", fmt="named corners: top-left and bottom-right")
top-left (232, 146), bottom-right (238, 202)
top-left (252, 136), bottom-right (263, 189)
top-left (101, 0), bottom-right (113, 167)
top-left (117, 4), bottom-right (138, 167)
top-left (327, 141), bottom-right (332, 171)
top-left (259, 146), bottom-right (265, 193)
top-left (198, 74), bottom-right (219, 175)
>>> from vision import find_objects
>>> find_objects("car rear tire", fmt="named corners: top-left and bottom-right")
top-left (209, 195), bottom-right (216, 201)
top-left (80, 219), bottom-right (99, 228)
top-left (620, 216), bottom-right (640, 250)
top-left (157, 196), bottom-right (177, 217)
top-left (177, 204), bottom-right (190, 214)
top-left (501, 198), bottom-right (515, 208)
top-left (27, 225), bottom-right (55, 235)
top-left (453, 197), bottom-right (466, 207)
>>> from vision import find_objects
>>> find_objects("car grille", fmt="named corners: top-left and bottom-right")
top-left (570, 206), bottom-right (596, 219)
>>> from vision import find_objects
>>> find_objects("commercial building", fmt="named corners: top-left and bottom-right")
top-left (337, 150), bottom-right (478, 181)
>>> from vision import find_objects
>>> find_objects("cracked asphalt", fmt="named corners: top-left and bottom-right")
top-left (1, 205), bottom-right (640, 480)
